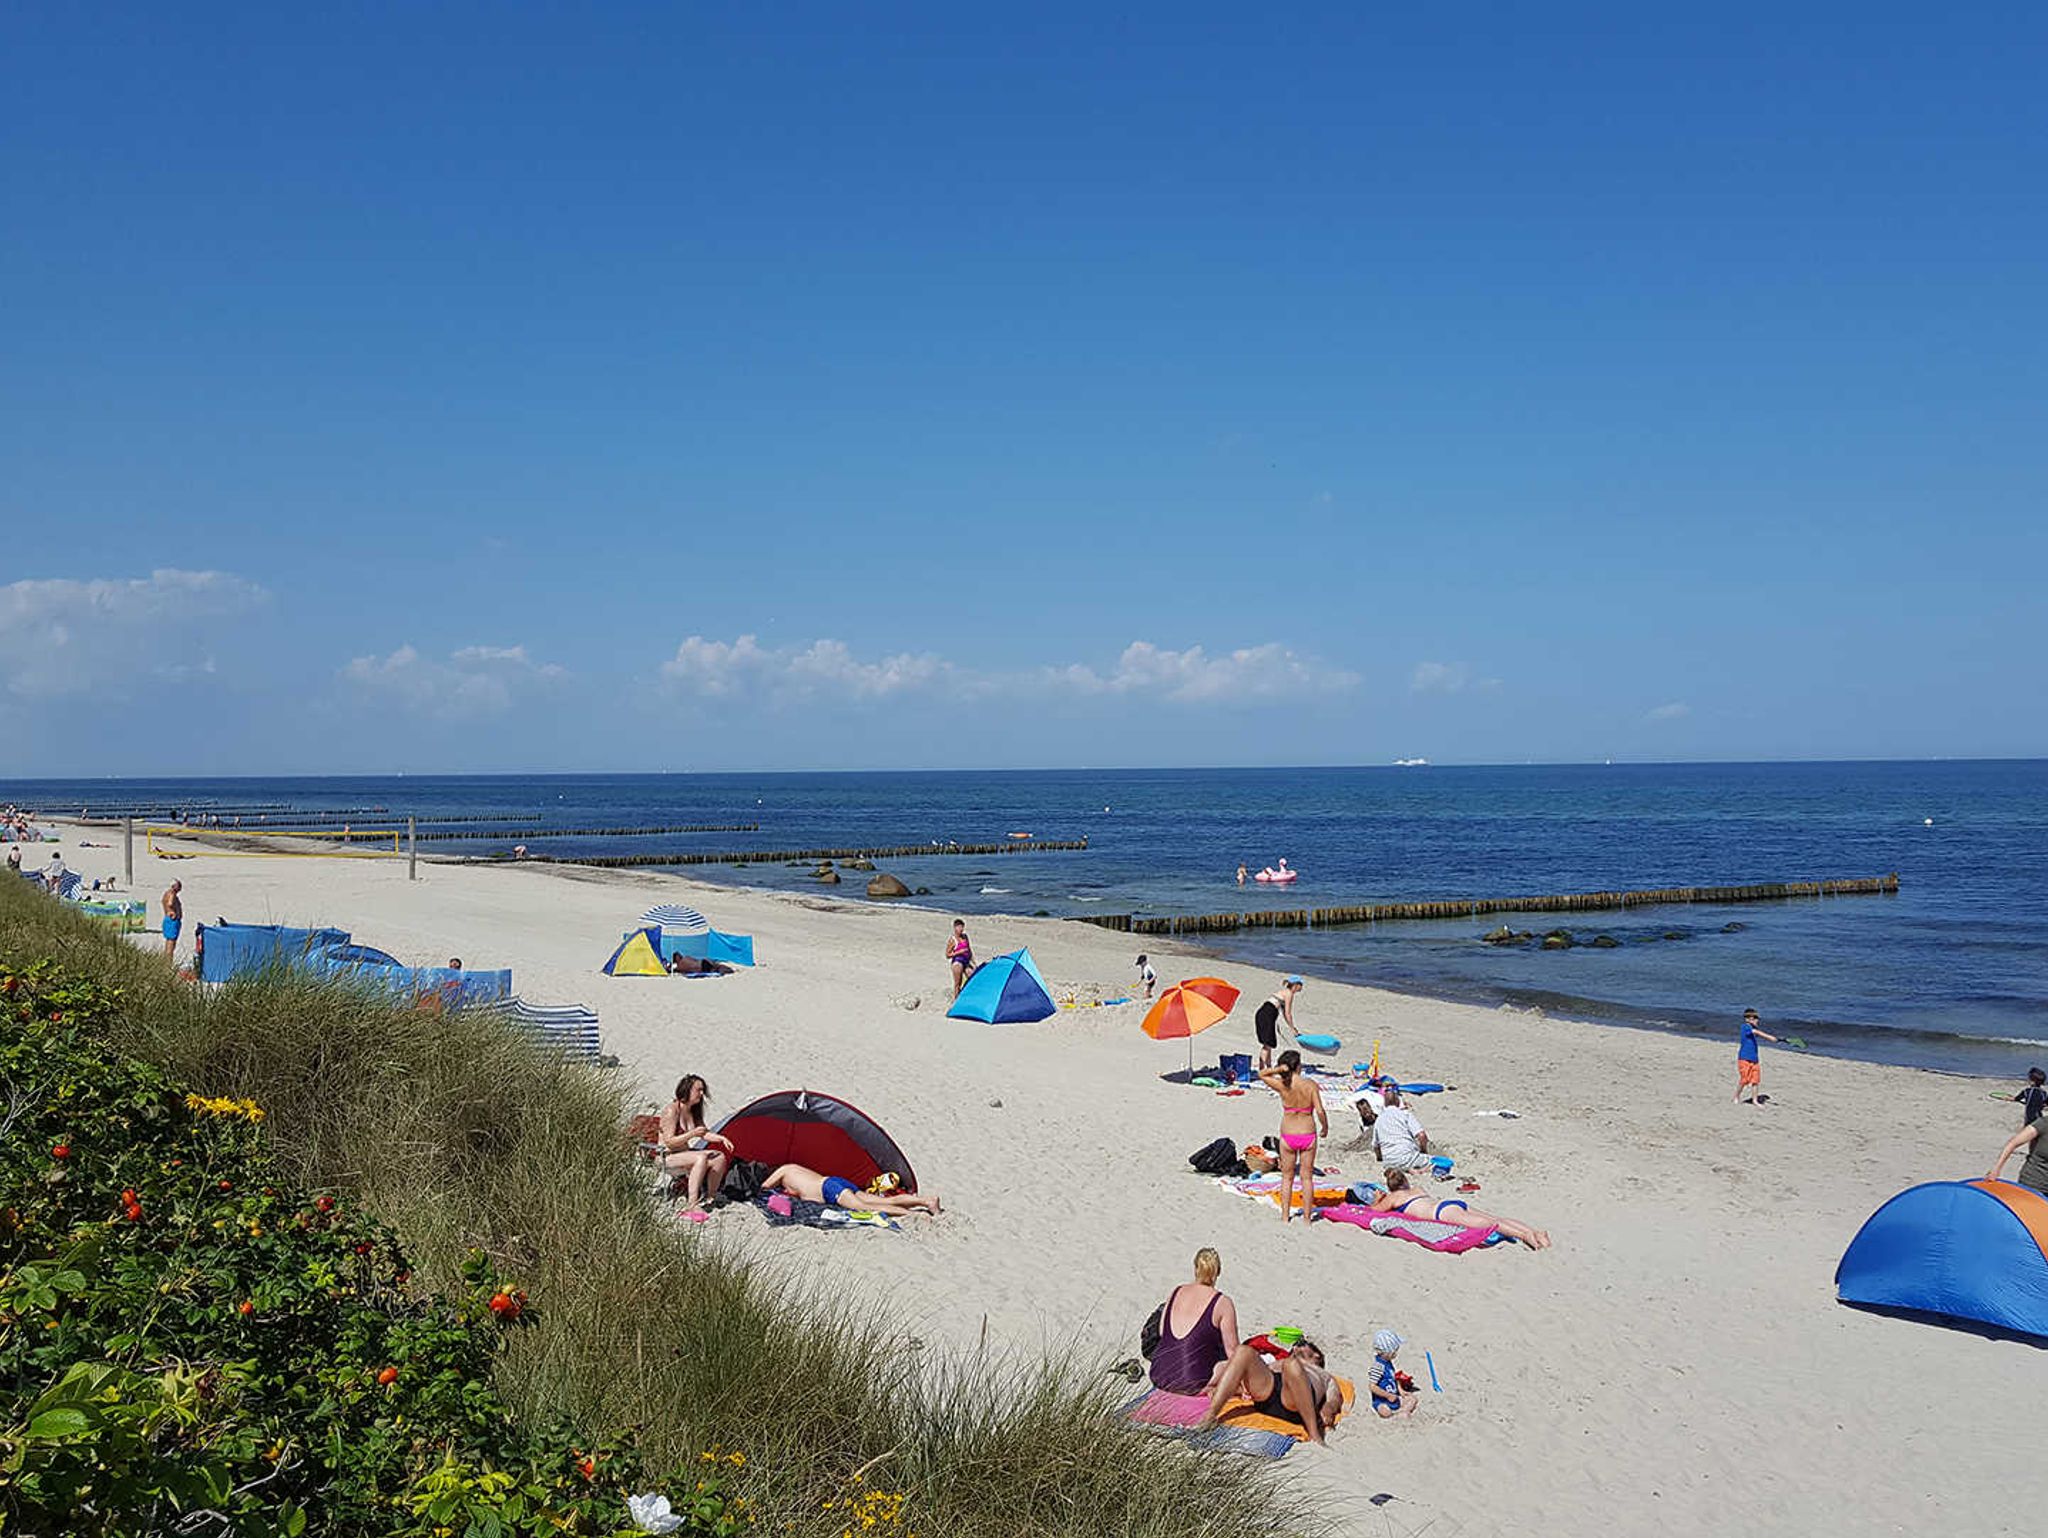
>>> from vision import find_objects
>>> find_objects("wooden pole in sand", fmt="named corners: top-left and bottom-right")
top-left (123, 818), bottom-right (134, 885)
top-left (407, 817), bottom-right (417, 881)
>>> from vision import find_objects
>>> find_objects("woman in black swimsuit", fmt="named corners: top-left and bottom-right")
top-left (1253, 976), bottom-right (1303, 1071)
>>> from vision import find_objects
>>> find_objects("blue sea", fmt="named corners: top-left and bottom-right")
top-left (9, 761), bottom-right (2045, 1077)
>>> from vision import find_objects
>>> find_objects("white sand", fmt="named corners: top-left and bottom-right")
top-left (45, 829), bottom-right (2036, 1537)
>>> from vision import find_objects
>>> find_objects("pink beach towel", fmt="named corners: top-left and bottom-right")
top-left (1321, 1202), bottom-right (1499, 1253)
top-left (1125, 1390), bottom-right (1211, 1429)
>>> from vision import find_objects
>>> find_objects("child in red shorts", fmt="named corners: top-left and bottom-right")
top-left (1736, 1007), bottom-right (1780, 1104)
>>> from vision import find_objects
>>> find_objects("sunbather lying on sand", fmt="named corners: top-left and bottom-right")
top-left (1200, 1339), bottom-right (1343, 1446)
top-left (1368, 1169), bottom-right (1552, 1248)
top-left (761, 1163), bottom-right (942, 1216)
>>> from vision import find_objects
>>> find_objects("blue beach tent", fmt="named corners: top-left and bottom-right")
top-left (1835, 1179), bottom-right (2048, 1340)
top-left (659, 929), bottom-right (756, 968)
top-left (946, 948), bottom-right (1056, 1024)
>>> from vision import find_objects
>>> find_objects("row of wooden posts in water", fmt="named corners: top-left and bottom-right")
top-left (1077, 874), bottom-right (1900, 936)
top-left (513, 837), bottom-right (1091, 870)
top-left (395, 822), bottom-right (759, 842)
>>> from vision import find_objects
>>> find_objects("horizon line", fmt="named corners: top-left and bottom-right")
top-left (5, 754), bottom-right (2045, 784)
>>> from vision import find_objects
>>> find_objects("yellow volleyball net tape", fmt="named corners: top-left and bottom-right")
top-left (144, 827), bottom-right (404, 859)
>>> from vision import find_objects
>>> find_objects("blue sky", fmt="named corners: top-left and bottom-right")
top-left (4, 3), bottom-right (2043, 774)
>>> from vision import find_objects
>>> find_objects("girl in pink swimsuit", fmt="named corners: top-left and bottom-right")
top-left (946, 919), bottom-right (974, 998)
top-left (1259, 1050), bottom-right (1329, 1224)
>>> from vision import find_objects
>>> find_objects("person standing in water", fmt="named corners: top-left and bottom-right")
top-left (945, 919), bottom-right (974, 998)
top-left (1252, 976), bottom-right (1303, 1072)
top-left (1236, 864), bottom-right (1247, 886)
top-left (1260, 1049), bottom-right (1327, 1224)
top-left (160, 879), bottom-right (182, 962)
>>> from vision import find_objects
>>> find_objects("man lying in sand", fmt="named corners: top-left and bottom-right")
top-left (1200, 1338), bottom-right (1343, 1446)
top-left (761, 1163), bottom-right (943, 1217)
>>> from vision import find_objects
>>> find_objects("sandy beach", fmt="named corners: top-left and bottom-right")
top-left (47, 829), bottom-right (2034, 1538)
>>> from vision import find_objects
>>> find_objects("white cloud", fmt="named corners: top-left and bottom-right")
top-left (341, 643), bottom-right (567, 716)
top-left (1410, 660), bottom-right (1504, 696)
top-left (0, 568), bottom-right (268, 698)
top-left (1411, 661), bottom-right (1472, 694)
top-left (660, 635), bottom-right (954, 701)
top-left (1047, 641), bottom-right (1355, 703)
top-left (1645, 701), bottom-right (1691, 722)
top-left (660, 635), bottom-right (1355, 706)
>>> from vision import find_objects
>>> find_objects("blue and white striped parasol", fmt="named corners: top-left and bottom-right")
top-left (640, 902), bottom-right (709, 932)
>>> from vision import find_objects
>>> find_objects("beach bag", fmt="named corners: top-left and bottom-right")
top-left (1243, 1145), bottom-right (1277, 1174)
top-left (1187, 1137), bottom-right (1239, 1175)
top-left (719, 1160), bottom-right (769, 1202)
top-left (1140, 1303), bottom-right (1164, 1360)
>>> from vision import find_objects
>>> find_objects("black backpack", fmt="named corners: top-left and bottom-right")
top-left (719, 1160), bottom-right (769, 1202)
top-left (1187, 1136), bottom-right (1244, 1176)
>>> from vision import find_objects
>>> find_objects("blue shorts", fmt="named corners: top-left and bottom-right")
top-left (162, 917), bottom-right (181, 940)
top-left (820, 1176), bottom-right (856, 1207)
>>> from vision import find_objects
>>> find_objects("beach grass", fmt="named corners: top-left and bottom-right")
top-left (0, 878), bottom-right (1315, 1537)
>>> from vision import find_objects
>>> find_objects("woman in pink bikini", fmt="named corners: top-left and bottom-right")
top-left (945, 919), bottom-right (974, 998)
top-left (1260, 1049), bottom-right (1327, 1223)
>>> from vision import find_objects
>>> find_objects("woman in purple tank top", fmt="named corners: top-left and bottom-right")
top-left (1148, 1247), bottom-right (1240, 1394)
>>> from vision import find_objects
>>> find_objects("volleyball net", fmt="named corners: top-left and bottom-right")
top-left (144, 827), bottom-right (405, 859)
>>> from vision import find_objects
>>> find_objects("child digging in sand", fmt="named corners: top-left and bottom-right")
top-left (1369, 1330), bottom-right (1415, 1419)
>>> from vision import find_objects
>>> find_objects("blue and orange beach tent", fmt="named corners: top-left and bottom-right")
top-left (946, 948), bottom-right (1055, 1024)
top-left (1835, 1178), bottom-right (2048, 1339)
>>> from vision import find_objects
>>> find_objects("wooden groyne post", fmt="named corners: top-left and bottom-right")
top-left (515, 837), bottom-right (1089, 871)
top-left (1077, 873), bottom-right (1900, 936)
top-left (409, 822), bottom-right (762, 842)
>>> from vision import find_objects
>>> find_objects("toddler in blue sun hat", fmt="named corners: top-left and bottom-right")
top-left (1370, 1330), bottom-right (1416, 1419)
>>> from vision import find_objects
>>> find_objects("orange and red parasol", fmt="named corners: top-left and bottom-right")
top-left (1140, 977), bottom-right (1242, 1073)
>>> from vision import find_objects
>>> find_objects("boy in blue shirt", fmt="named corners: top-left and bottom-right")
top-left (1736, 1008), bottom-right (1780, 1105)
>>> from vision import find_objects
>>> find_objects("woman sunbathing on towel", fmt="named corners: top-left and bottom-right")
top-left (657, 1075), bottom-right (732, 1222)
top-left (1368, 1169), bottom-right (1552, 1249)
top-left (1200, 1339), bottom-right (1342, 1447)
top-left (762, 1163), bottom-right (943, 1217)
top-left (1259, 1050), bottom-right (1328, 1224)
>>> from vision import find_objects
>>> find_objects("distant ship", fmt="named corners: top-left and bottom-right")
top-left (1393, 757), bottom-right (1429, 767)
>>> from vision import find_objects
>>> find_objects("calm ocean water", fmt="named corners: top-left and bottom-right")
top-left (9, 762), bottom-right (2045, 1076)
